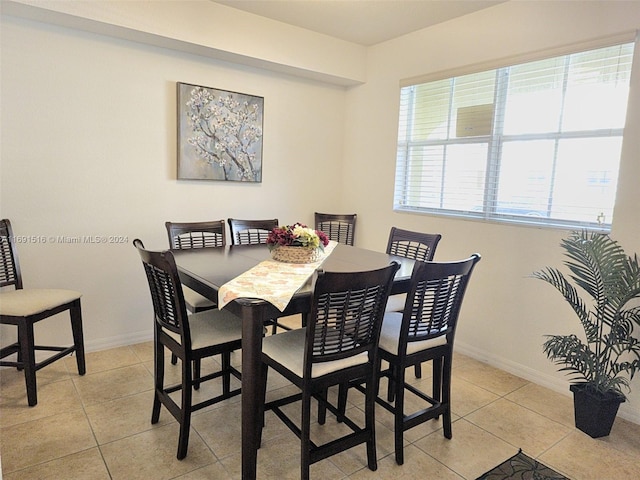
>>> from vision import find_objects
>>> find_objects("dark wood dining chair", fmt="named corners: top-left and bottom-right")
top-left (166, 220), bottom-right (226, 250)
top-left (165, 220), bottom-right (226, 368)
top-left (342, 254), bottom-right (481, 466)
top-left (386, 226), bottom-right (441, 262)
top-left (385, 227), bottom-right (442, 377)
top-left (134, 239), bottom-right (242, 460)
top-left (314, 212), bottom-right (357, 246)
top-left (0, 219), bottom-right (86, 406)
top-left (257, 262), bottom-right (399, 480)
top-left (227, 218), bottom-right (278, 246)
top-left (165, 220), bottom-right (226, 314)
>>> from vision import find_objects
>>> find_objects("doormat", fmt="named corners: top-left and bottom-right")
top-left (476, 449), bottom-right (569, 479)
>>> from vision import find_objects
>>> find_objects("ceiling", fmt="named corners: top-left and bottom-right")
top-left (213, 0), bottom-right (506, 46)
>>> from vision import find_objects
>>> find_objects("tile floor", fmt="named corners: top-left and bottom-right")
top-left (2, 324), bottom-right (640, 479)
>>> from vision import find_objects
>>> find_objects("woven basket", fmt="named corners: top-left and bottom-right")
top-left (271, 246), bottom-right (321, 264)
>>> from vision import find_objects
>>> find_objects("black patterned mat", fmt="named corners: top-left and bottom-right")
top-left (476, 449), bottom-right (569, 480)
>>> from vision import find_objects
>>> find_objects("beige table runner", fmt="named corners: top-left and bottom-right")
top-left (218, 241), bottom-right (338, 312)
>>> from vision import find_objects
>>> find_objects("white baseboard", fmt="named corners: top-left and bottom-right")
top-left (84, 330), bottom-right (153, 353)
top-left (455, 340), bottom-right (640, 426)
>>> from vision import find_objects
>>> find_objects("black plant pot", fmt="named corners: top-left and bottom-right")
top-left (570, 383), bottom-right (625, 438)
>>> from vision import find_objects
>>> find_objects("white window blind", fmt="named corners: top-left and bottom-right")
top-left (394, 42), bottom-right (635, 230)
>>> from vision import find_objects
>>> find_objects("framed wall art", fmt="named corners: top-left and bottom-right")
top-left (177, 82), bottom-right (264, 182)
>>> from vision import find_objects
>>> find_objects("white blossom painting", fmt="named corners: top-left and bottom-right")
top-left (177, 82), bottom-right (264, 182)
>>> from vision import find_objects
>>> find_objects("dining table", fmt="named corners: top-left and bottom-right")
top-left (173, 242), bottom-right (415, 480)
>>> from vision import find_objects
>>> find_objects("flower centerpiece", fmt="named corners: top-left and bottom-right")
top-left (267, 223), bottom-right (329, 263)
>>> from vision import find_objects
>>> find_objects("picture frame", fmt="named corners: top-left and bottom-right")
top-left (177, 82), bottom-right (264, 182)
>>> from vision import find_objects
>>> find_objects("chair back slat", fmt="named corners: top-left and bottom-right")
top-left (135, 240), bottom-right (189, 339)
top-left (386, 227), bottom-right (441, 262)
top-left (306, 263), bottom-right (399, 368)
top-left (314, 213), bottom-right (357, 246)
top-left (166, 220), bottom-right (226, 249)
top-left (175, 232), bottom-right (223, 249)
top-left (403, 255), bottom-right (481, 344)
top-left (228, 218), bottom-right (278, 245)
top-left (0, 219), bottom-right (22, 289)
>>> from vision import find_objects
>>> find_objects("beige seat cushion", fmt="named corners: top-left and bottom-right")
top-left (384, 293), bottom-right (406, 312)
top-left (164, 308), bottom-right (242, 351)
top-left (262, 327), bottom-right (368, 379)
top-left (182, 286), bottom-right (216, 311)
top-left (378, 312), bottom-right (447, 356)
top-left (0, 289), bottom-right (81, 317)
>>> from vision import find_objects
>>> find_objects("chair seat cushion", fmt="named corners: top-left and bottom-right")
top-left (384, 293), bottom-right (406, 312)
top-left (262, 327), bottom-right (368, 378)
top-left (378, 312), bottom-right (447, 356)
top-left (182, 286), bottom-right (216, 311)
top-left (0, 289), bottom-right (81, 317)
top-left (165, 308), bottom-right (242, 351)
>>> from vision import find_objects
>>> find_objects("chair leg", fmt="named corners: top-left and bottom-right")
top-left (18, 322), bottom-right (38, 407)
top-left (414, 363), bottom-right (422, 378)
top-left (221, 352), bottom-right (231, 396)
top-left (393, 365), bottom-right (406, 465)
top-left (16, 341), bottom-right (23, 370)
top-left (387, 364), bottom-right (398, 402)
top-left (257, 361), bottom-right (269, 448)
top-left (151, 339), bottom-right (164, 425)
top-left (364, 375), bottom-right (378, 472)
top-left (193, 359), bottom-right (201, 390)
top-left (336, 383), bottom-right (348, 422)
top-left (177, 357), bottom-right (193, 460)
top-left (171, 353), bottom-right (178, 365)
top-left (317, 388), bottom-right (328, 425)
top-left (441, 356), bottom-right (453, 439)
top-left (432, 358), bottom-right (442, 404)
top-left (300, 389), bottom-right (312, 480)
top-left (70, 300), bottom-right (86, 375)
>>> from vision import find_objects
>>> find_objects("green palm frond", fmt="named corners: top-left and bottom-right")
top-left (620, 306), bottom-right (640, 329)
top-left (563, 231), bottom-right (626, 306)
top-left (620, 254), bottom-right (640, 313)
top-left (613, 358), bottom-right (640, 381)
top-left (531, 267), bottom-right (597, 341)
top-left (600, 376), bottom-right (630, 395)
top-left (543, 334), bottom-right (598, 382)
top-left (607, 333), bottom-right (640, 360)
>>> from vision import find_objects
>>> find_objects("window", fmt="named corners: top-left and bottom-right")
top-left (394, 42), bottom-right (635, 230)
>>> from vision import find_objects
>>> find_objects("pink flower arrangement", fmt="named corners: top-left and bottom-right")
top-left (267, 223), bottom-right (329, 252)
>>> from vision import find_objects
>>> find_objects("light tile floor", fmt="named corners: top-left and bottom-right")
top-left (2, 329), bottom-right (640, 479)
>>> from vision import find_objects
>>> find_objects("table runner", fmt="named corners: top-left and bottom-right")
top-left (218, 241), bottom-right (338, 312)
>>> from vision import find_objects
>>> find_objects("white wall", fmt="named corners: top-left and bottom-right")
top-left (344, 1), bottom-right (640, 422)
top-left (0, 14), bottom-right (347, 350)
top-left (2, 1), bottom-right (640, 424)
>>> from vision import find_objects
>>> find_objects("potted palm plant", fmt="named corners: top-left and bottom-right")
top-left (532, 230), bottom-right (640, 438)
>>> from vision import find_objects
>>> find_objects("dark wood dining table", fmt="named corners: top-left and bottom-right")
top-left (173, 242), bottom-right (415, 480)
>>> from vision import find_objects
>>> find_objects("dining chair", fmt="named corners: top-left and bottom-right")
top-left (165, 220), bottom-right (226, 313)
top-left (343, 254), bottom-right (481, 465)
top-left (386, 226), bottom-right (441, 264)
top-left (314, 212), bottom-right (357, 246)
top-left (227, 218), bottom-right (278, 246)
top-left (385, 227), bottom-right (442, 378)
top-left (257, 262), bottom-right (399, 480)
top-left (165, 220), bottom-right (226, 369)
top-left (0, 219), bottom-right (86, 406)
top-left (134, 239), bottom-right (243, 460)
